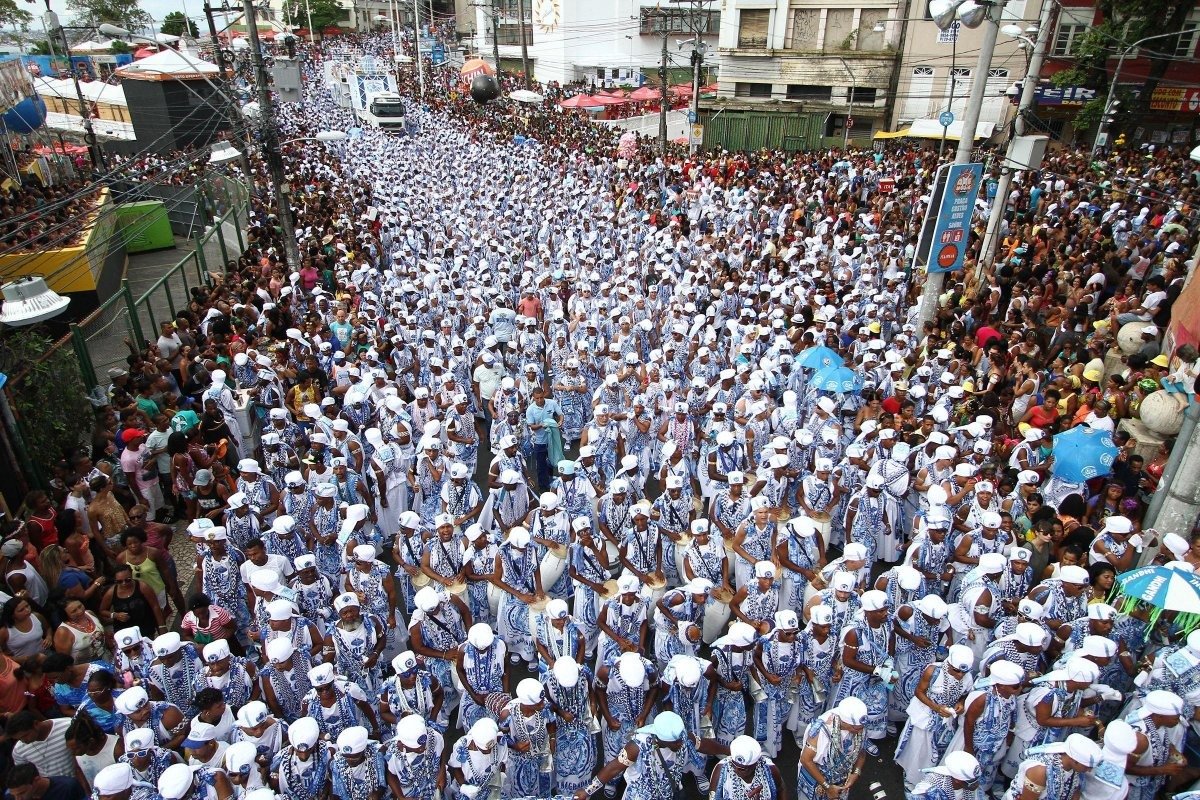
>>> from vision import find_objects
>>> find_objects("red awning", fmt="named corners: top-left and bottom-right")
top-left (628, 86), bottom-right (660, 101)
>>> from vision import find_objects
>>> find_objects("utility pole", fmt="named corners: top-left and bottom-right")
top-left (517, 0), bottom-right (530, 87)
top-left (242, 0), bottom-right (301, 271)
top-left (203, 1), bottom-right (252, 177)
top-left (413, 0), bottom-right (426, 96)
top-left (658, 13), bottom-right (668, 153)
top-left (491, 0), bottom-right (501, 71)
top-left (688, 42), bottom-right (704, 155)
top-left (42, 5), bottom-right (102, 170)
top-left (977, 1), bottom-right (1055, 275)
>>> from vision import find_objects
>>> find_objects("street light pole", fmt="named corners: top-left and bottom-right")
top-left (1090, 30), bottom-right (1189, 157)
top-left (916, 0), bottom-right (1002, 332)
top-left (413, 0), bottom-right (426, 96)
top-left (976, 5), bottom-right (1054, 276)
top-left (838, 57), bottom-right (854, 149)
top-left (241, 0), bottom-right (302, 271)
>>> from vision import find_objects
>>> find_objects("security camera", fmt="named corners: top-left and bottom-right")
top-left (1003, 82), bottom-right (1020, 98)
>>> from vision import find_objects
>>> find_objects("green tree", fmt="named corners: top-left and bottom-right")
top-left (108, 39), bottom-right (129, 53)
top-left (160, 11), bottom-right (199, 38)
top-left (288, 0), bottom-right (346, 32)
top-left (0, 0), bottom-right (33, 30)
top-left (65, 0), bottom-right (151, 30)
top-left (1051, 0), bottom-right (1196, 132)
top-left (29, 39), bottom-right (54, 55)
top-left (0, 331), bottom-right (92, 486)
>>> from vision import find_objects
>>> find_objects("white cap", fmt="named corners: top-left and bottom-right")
top-left (336, 726), bottom-right (369, 755)
top-left (95, 764), bottom-right (136, 795)
top-left (835, 697), bottom-right (868, 725)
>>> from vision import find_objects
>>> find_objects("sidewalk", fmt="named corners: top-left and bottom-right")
top-left (79, 207), bottom-right (248, 391)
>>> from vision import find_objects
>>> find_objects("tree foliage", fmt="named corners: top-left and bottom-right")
top-left (161, 11), bottom-right (199, 38)
top-left (65, 0), bottom-right (151, 30)
top-left (0, 0), bottom-right (33, 30)
top-left (287, 0), bottom-right (346, 32)
top-left (1050, 0), bottom-right (1195, 129)
top-left (0, 331), bottom-right (92, 484)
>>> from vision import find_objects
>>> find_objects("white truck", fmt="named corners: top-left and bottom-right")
top-left (361, 91), bottom-right (407, 133)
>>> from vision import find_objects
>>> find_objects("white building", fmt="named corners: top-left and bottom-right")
top-left (888, 0), bottom-right (1045, 137)
top-left (472, 0), bottom-right (721, 88)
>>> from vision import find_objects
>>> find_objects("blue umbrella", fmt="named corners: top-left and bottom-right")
top-left (811, 365), bottom-right (863, 394)
top-left (1049, 426), bottom-right (1119, 482)
top-left (796, 346), bottom-right (844, 371)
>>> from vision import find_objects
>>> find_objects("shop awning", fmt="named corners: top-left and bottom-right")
top-left (873, 119), bottom-right (996, 141)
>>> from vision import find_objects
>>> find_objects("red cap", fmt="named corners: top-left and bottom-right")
top-left (121, 428), bottom-right (145, 444)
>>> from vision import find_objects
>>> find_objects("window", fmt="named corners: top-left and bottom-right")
top-left (938, 21), bottom-right (960, 43)
top-left (1173, 22), bottom-right (1200, 58)
top-left (787, 9), bottom-right (820, 50)
top-left (849, 87), bottom-right (878, 104)
top-left (496, 23), bottom-right (531, 45)
top-left (857, 9), bottom-right (889, 51)
top-left (638, 8), bottom-right (720, 35)
top-left (787, 84), bottom-right (832, 101)
top-left (824, 9), bottom-right (854, 51)
top-left (735, 82), bottom-right (772, 98)
top-left (901, 66), bottom-right (935, 121)
top-left (738, 9), bottom-right (770, 48)
top-left (949, 68), bottom-right (972, 118)
top-left (1052, 23), bottom-right (1086, 56)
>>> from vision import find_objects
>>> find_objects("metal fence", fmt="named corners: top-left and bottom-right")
top-left (70, 198), bottom-right (248, 392)
top-left (0, 173), bottom-right (250, 501)
top-left (52, 173), bottom-right (250, 395)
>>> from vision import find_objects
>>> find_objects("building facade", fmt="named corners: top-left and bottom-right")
top-left (1038, 0), bottom-right (1200, 148)
top-left (708, 0), bottom-right (900, 147)
top-left (471, 0), bottom-right (721, 88)
top-left (888, 0), bottom-right (1043, 139)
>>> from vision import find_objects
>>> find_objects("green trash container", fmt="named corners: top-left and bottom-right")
top-left (116, 201), bottom-right (175, 253)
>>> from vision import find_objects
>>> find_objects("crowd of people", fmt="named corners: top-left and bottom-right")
top-left (0, 176), bottom-right (105, 251)
top-left (4, 26), bottom-right (1200, 800)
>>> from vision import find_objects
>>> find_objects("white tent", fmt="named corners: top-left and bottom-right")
top-left (70, 39), bottom-right (116, 53)
top-left (116, 49), bottom-right (220, 80)
top-left (33, 76), bottom-right (127, 107)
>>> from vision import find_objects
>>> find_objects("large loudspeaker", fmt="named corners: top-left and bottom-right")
top-left (123, 77), bottom-right (233, 154)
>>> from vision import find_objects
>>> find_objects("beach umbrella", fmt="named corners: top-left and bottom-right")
top-left (1049, 425), bottom-right (1119, 482)
top-left (1115, 565), bottom-right (1200, 629)
top-left (796, 345), bottom-right (844, 370)
top-left (629, 86), bottom-right (660, 101)
top-left (811, 365), bottom-right (863, 394)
